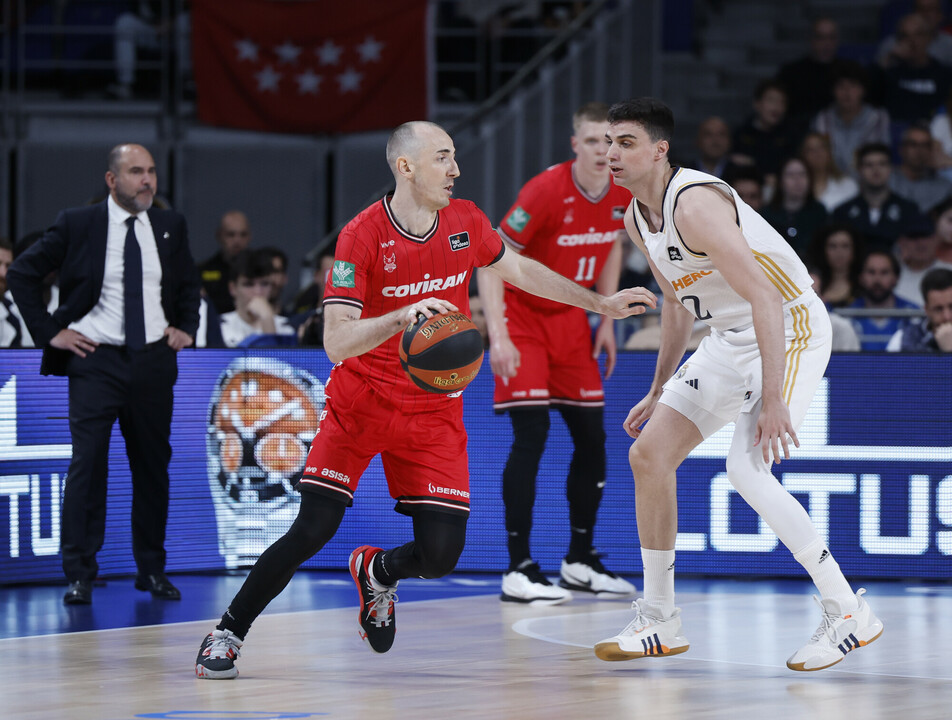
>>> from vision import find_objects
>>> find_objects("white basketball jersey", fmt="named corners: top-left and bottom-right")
top-left (631, 167), bottom-right (814, 333)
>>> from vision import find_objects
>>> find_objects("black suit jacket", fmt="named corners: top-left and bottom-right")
top-left (8, 200), bottom-right (201, 375)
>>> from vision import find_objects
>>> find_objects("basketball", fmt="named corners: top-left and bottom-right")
top-left (399, 311), bottom-right (484, 394)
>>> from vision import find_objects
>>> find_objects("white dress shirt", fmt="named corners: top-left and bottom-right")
top-left (70, 195), bottom-right (168, 345)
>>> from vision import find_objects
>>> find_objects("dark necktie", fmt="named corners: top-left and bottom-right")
top-left (1, 296), bottom-right (22, 348)
top-left (124, 216), bottom-right (146, 350)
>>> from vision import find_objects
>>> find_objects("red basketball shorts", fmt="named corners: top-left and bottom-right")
top-left (493, 301), bottom-right (604, 411)
top-left (298, 365), bottom-right (470, 516)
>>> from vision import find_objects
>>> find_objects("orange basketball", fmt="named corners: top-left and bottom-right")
top-left (398, 311), bottom-right (484, 394)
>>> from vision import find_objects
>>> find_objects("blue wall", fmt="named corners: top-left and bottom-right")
top-left (1, 349), bottom-right (950, 584)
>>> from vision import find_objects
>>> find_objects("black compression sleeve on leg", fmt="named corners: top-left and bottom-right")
top-left (557, 405), bottom-right (606, 557)
top-left (219, 491), bottom-right (346, 639)
top-left (377, 511), bottom-right (467, 582)
top-left (502, 408), bottom-right (550, 565)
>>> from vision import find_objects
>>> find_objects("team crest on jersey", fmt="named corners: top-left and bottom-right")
top-left (667, 246), bottom-right (684, 261)
top-left (563, 208), bottom-right (575, 224)
top-left (449, 232), bottom-right (470, 251)
top-left (383, 253), bottom-right (397, 273)
top-left (612, 206), bottom-right (626, 220)
top-left (506, 206), bottom-right (531, 232)
top-left (333, 261), bottom-right (356, 288)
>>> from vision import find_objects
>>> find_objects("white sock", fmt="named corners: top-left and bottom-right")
top-left (793, 539), bottom-right (858, 611)
top-left (641, 547), bottom-right (676, 618)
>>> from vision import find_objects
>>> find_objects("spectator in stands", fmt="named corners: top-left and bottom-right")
top-left (288, 248), bottom-right (335, 317)
top-left (832, 142), bottom-right (924, 250)
top-left (812, 61), bottom-right (890, 180)
top-left (934, 195), bottom-right (952, 264)
top-left (871, 12), bottom-right (952, 124)
top-left (928, 86), bottom-right (952, 181)
top-left (0, 238), bottom-right (22, 347)
top-left (827, 311), bottom-right (863, 351)
top-left (848, 249), bottom-right (920, 350)
top-left (809, 223), bottom-right (864, 308)
top-left (800, 131), bottom-right (859, 211)
top-left (723, 165), bottom-right (766, 212)
top-left (260, 246), bottom-right (290, 313)
top-left (886, 266), bottom-right (952, 351)
top-left (108, 1), bottom-right (191, 100)
top-left (894, 216), bottom-right (952, 304)
top-left (732, 79), bottom-right (804, 193)
top-left (219, 250), bottom-right (296, 348)
top-left (877, 0), bottom-right (952, 68)
top-left (760, 156), bottom-right (829, 260)
top-left (692, 116), bottom-right (738, 179)
top-left (890, 123), bottom-right (952, 212)
top-left (199, 210), bottom-right (252, 315)
top-left (777, 17), bottom-right (847, 122)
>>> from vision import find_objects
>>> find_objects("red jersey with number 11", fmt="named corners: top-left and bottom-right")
top-left (324, 195), bottom-right (503, 414)
top-left (498, 160), bottom-right (630, 313)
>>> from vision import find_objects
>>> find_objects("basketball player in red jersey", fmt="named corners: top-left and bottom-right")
top-left (479, 103), bottom-right (637, 605)
top-left (195, 121), bottom-right (656, 678)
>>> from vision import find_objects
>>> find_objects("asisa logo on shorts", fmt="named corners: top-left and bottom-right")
top-left (333, 261), bottom-right (356, 288)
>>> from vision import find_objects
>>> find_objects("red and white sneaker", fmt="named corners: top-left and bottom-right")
top-left (195, 629), bottom-right (242, 679)
top-left (786, 588), bottom-right (884, 671)
top-left (349, 545), bottom-right (399, 653)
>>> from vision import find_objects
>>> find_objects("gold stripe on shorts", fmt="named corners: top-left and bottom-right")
top-left (783, 303), bottom-right (811, 405)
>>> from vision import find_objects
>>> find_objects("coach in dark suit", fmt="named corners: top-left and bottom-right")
top-left (8, 144), bottom-right (201, 605)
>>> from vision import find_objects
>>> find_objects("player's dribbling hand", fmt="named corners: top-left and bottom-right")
top-left (602, 287), bottom-right (657, 319)
top-left (404, 297), bottom-right (458, 326)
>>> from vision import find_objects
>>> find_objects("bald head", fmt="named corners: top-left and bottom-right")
top-left (386, 121), bottom-right (448, 179)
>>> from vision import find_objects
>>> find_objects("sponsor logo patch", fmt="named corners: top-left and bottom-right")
top-left (333, 261), bottom-right (356, 288)
top-left (612, 205), bottom-right (626, 220)
top-left (449, 232), bottom-right (470, 251)
top-left (668, 246), bottom-right (684, 261)
top-left (506, 206), bottom-right (531, 232)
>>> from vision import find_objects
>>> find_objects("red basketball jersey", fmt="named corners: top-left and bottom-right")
top-left (498, 160), bottom-right (630, 313)
top-left (324, 195), bottom-right (503, 414)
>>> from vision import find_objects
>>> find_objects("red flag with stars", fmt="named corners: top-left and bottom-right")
top-left (191, 0), bottom-right (430, 134)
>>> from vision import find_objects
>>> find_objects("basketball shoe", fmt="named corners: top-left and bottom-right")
top-left (501, 559), bottom-right (573, 606)
top-left (349, 545), bottom-right (399, 653)
top-left (786, 589), bottom-right (883, 671)
top-left (195, 629), bottom-right (242, 679)
top-left (559, 550), bottom-right (636, 598)
top-left (593, 598), bottom-right (690, 661)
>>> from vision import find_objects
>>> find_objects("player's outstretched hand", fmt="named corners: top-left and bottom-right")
top-left (404, 297), bottom-right (459, 327)
top-left (600, 287), bottom-right (657, 319)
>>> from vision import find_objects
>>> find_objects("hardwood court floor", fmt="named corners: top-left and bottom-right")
top-left (0, 576), bottom-right (949, 720)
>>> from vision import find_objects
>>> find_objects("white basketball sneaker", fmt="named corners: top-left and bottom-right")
top-left (500, 559), bottom-right (573, 606)
top-left (786, 588), bottom-right (884, 671)
top-left (594, 598), bottom-right (690, 661)
top-left (559, 550), bottom-right (636, 598)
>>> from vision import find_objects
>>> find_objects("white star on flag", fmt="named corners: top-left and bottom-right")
top-left (356, 36), bottom-right (384, 63)
top-left (255, 65), bottom-right (282, 92)
top-left (235, 38), bottom-right (258, 62)
top-left (316, 40), bottom-right (343, 66)
top-left (296, 69), bottom-right (322, 94)
top-left (337, 67), bottom-right (363, 93)
top-left (274, 41), bottom-right (301, 64)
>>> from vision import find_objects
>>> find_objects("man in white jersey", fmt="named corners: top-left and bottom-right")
top-left (594, 98), bottom-right (883, 671)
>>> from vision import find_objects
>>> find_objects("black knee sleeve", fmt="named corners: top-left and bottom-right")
top-left (382, 511), bottom-right (467, 580)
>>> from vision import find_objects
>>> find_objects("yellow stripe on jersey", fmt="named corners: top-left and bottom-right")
top-left (754, 251), bottom-right (802, 302)
top-left (783, 304), bottom-right (812, 405)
